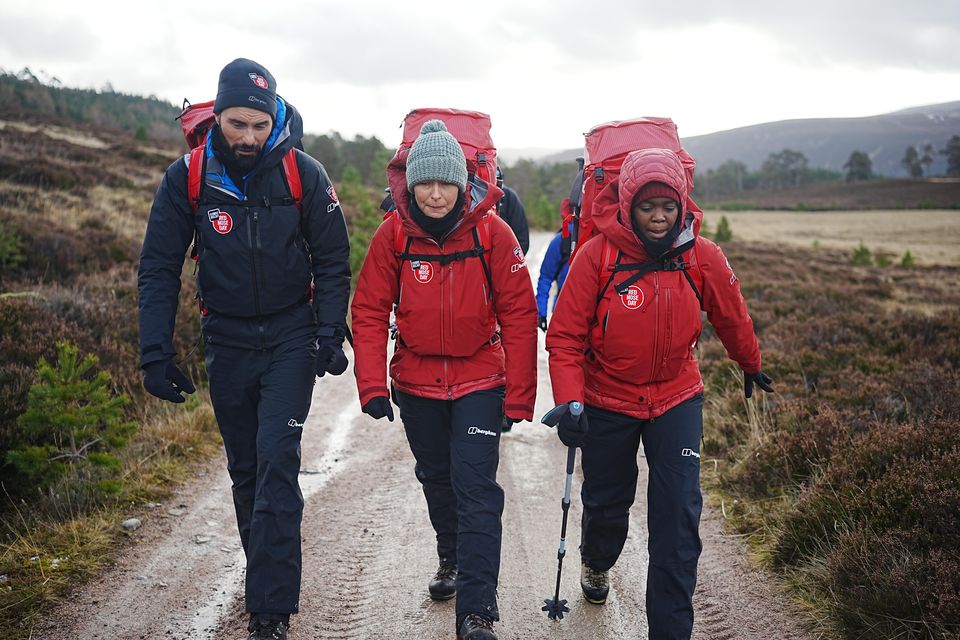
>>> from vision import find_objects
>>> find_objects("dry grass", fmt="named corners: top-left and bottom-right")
top-left (0, 395), bottom-right (219, 638)
top-left (706, 210), bottom-right (960, 266)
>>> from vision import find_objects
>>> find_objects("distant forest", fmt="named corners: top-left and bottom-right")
top-left (3, 70), bottom-right (958, 228)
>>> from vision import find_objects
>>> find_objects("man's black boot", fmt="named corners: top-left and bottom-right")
top-left (428, 561), bottom-right (458, 600)
top-left (457, 613), bottom-right (497, 640)
top-left (248, 615), bottom-right (289, 640)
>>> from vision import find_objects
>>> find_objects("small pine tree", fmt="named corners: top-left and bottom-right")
top-left (874, 250), bottom-right (892, 267)
top-left (7, 342), bottom-right (136, 495)
top-left (0, 221), bottom-right (25, 273)
top-left (900, 250), bottom-right (916, 268)
top-left (852, 242), bottom-right (872, 266)
top-left (714, 216), bottom-right (733, 242)
top-left (340, 164), bottom-right (382, 277)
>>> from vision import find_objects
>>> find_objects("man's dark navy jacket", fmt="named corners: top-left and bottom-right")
top-left (138, 99), bottom-right (351, 365)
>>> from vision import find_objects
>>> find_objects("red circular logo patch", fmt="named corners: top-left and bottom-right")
top-left (212, 212), bottom-right (234, 235)
top-left (620, 286), bottom-right (644, 310)
top-left (413, 261), bottom-right (434, 284)
top-left (249, 73), bottom-right (269, 89)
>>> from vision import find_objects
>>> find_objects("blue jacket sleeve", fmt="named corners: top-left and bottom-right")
top-left (137, 157), bottom-right (194, 368)
top-left (536, 232), bottom-right (563, 317)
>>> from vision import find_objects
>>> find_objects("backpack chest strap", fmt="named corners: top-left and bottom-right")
top-left (398, 245), bottom-right (486, 266)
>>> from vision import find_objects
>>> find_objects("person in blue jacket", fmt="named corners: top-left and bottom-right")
top-left (535, 223), bottom-right (572, 331)
top-left (137, 58), bottom-right (351, 640)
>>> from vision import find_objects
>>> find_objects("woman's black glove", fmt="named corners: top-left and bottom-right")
top-left (743, 370), bottom-right (775, 398)
top-left (143, 360), bottom-right (195, 403)
top-left (316, 338), bottom-right (348, 377)
top-left (362, 396), bottom-right (395, 422)
top-left (538, 316), bottom-right (548, 332)
top-left (557, 409), bottom-right (589, 448)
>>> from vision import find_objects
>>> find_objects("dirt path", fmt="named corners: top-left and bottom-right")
top-left (34, 232), bottom-right (810, 639)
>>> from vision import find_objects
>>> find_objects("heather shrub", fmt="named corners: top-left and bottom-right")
top-left (828, 528), bottom-right (960, 639)
top-left (699, 241), bottom-right (960, 639)
top-left (773, 418), bottom-right (960, 557)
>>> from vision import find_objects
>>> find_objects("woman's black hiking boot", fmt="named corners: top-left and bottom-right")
top-left (428, 562), bottom-right (458, 600)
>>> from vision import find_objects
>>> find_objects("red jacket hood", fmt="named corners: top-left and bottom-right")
top-left (592, 148), bottom-right (703, 259)
top-left (386, 146), bottom-right (503, 239)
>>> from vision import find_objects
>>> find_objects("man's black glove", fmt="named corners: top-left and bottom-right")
top-left (143, 360), bottom-right (196, 404)
top-left (362, 396), bottom-right (394, 422)
top-left (316, 338), bottom-right (348, 377)
top-left (743, 370), bottom-right (775, 398)
top-left (538, 316), bottom-right (548, 332)
top-left (557, 408), bottom-right (589, 448)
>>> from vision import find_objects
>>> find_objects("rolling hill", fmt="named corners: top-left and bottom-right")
top-left (539, 101), bottom-right (960, 177)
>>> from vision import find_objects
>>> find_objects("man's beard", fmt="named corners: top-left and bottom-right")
top-left (213, 127), bottom-right (262, 175)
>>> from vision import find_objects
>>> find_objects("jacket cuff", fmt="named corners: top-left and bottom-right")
top-left (359, 385), bottom-right (389, 407)
top-left (504, 402), bottom-right (534, 421)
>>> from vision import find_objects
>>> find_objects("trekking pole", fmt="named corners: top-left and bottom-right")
top-left (541, 401), bottom-right (583, 620)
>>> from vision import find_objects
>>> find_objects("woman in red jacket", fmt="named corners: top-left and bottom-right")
top-left (546, 147), bottom-right (773, 640)
top-left (351, 120), bottom-right (537, 640)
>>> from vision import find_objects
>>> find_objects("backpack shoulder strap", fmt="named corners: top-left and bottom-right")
top-left (391, 212), bottom-right (412, 308)
top-left (595, 238), bottom-right (621, 305)
top-left (391, 211), bottom-right (406, 254)
top-left (281, 148), bottom-right (302, 210)
top-left (682, 241), bottom-right (704, 308)
top-left (187, 146), bottom-right (205, 213)
top-left (474, 214), bottom-right (493, 300)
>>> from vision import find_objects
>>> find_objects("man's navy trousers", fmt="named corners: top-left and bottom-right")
top-left (394, 386), bottom-right (506, 625)
top-left (205, 316), bottom-right (316, 616)
top-left (580, 394), bottom-right (704, 640)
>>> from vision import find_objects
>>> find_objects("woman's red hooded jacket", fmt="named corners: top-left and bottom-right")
top-left (351, 153), bottom-right (538, 420)
top-left (546, 148), bottom-right (761, 420)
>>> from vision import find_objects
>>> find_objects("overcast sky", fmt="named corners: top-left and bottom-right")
top-left (2, 0), bottom-right (959, 153)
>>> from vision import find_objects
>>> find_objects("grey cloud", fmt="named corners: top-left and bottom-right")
top-left (508, 1), bottom-right (960, 71)
top-left (254, 6), bottom-right (516, 86)
top-left (0, 14), bottom-right (99, 63)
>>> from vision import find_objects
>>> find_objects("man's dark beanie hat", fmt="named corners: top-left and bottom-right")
top-left (214, 58), bottom-right (277, 118)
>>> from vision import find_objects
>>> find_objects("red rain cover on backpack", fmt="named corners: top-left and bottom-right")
top-left (177, 100), bottom-right (217, 150)
top-left (567, 117), bottom-right (698, 264)
top-left (401, 108), bottom-right (498, 185)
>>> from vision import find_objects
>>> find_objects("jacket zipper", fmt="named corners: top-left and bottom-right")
top-left (651, 273), bottom-right (660, 379)
top-left (249, 208), bottom-right (265, 350)
top-left (660, 287), bottom-right (673, 374)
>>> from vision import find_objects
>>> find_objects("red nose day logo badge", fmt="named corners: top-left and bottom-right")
top-left (411, 261), bottom-right (434, 284)
top-left (620, 286), bottom-right (644, 310)
top-left (248, 73), bottom-right (269, 89)
top-left (207, 208), bottom-right (234, 235)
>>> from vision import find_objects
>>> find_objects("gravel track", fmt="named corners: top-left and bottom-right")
top-left (34, 231), bottom-right (811, 640)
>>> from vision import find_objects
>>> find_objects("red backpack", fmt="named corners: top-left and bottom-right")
top-left (562, 117), bottom-right (704, 306)
top-left (399, 108), bottom-right (498, 185)
top-left (175, 99), bottom-right (302, 214)
top-left (564, 117), bottom-right (697, 264)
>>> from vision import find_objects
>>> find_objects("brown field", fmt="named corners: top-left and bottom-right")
top-left (705, 209), bottom-right (960, 266)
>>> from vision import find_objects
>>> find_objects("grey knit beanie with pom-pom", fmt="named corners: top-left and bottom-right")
top-left (406, 120), bottom-right (468, 193)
